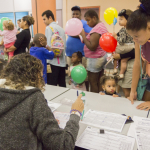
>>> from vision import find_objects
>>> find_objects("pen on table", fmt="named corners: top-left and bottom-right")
top-left (147, 109), bottom-right (150, 118)
top-left (77, 90), bottom-right (78, 97)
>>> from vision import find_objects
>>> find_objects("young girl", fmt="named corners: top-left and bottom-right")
top-left (69, 51), bottom-right (86, 91)
top-left (112, 9), bottom-right (134, 80)
top-left (0, 20), bottom-right (17, 61)
top-left (100, 75), bottom-right (120, 97)
top-left (80, 9), bottom-right (108, 93)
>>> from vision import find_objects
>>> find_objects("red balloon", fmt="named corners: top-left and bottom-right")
top-left (99, 33), bottom-right (117, 53)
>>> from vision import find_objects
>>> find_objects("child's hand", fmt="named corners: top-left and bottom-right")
top-left (112, 32), bottom-right (117, 39)
top-left (113, 94), bottom-right (119, 97)
top-left (100, 92), bottom-right (105, 95)
top-left (69, 80), bottom-right (72, 85)
top-left (39, 37), bottom-right (47, 47)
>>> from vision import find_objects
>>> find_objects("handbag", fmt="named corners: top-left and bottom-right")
top-left (137, 46), bottom-right (148, 101)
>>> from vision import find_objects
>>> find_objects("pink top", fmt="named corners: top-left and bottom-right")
top-left (84, 22), bottom-right (108, 58)
top-left (0, 27), bottom-right (17, 45)
top-left (141, 41), bottom-right (150, 63)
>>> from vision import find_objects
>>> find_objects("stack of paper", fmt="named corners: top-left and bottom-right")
top-left (76, 126), bottom-right (135, 150)
top-left (54, 112), bottom-right (70, 129)
top-left (47, 101), bottom-right (62, 112)
top-left (127, 116), bottom-right (150, 150)
top-left (81, 109), bottom-right (127, 132)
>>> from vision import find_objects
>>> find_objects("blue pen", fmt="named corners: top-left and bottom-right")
top-left (77, 90), bottom-right (79, 97)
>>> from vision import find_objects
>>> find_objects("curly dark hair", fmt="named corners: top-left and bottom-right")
top-left (84, 9), bottom-right (99, 19)
top-left (100, 75), bottom-right (118, 85)
top-left (0, 53), bottom-right (45, 90)
top-left (126, 0), bottom-right (150, 31)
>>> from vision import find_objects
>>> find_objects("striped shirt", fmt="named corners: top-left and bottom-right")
top-left (0, 27), bottom-right (17, 45)
top-left (84, 22), bottom-right (108, 58)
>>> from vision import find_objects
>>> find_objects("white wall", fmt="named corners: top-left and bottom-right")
top-left (0, 0), bottom-right (32, 13)
top-left (14, 0), bottom-right (32, 12)
top-left (56, 0), bottom-right (63, 9)
top-left (0, 0), bottom-right (14, 12)
top-left (0, 0), bottom-right (62, 13)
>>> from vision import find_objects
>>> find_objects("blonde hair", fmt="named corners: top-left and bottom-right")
top-left (3, 20), bottom-right (14, 30)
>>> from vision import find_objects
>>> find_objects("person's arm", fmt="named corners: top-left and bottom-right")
top-left (44, 49), bottom-right (55, 60)
top-left (30, 92), bottom-right (83, 150)
top-left (128, 42), bottom-right (141, 104)
top-left (80, 29), bottom-right (100, 51)
top-left (112, 49), bottom-right (135, 60)
top-left (120, 49), bottom-right (135, 59)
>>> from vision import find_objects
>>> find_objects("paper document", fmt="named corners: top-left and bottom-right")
top-left (76, 126), bottom-right (135, 150)
top-left (47, 101), bottom-right (62, 112)
top-left (59, 97), bottom-right (75, 106)
top-left (127, 116), bottom-right (150, 150)
top-left (81, 109), bottom-right (127, 132)
top-left (54, 112), bottom-right (70, 129)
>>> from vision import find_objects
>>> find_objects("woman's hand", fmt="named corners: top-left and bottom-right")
top-left (4, 48), bottom-right (7, 53)
top-left (80, 29), bottom-right (86, 38)
top-left (39, 37), bottom-right (47, 47)
top-left (127, 91), bottom-right (137, 104)
top-left (71, 94), bottom-right (84, 114)
top-left (112, 53), bottom-right (121, 60)
top-left (136, 102), bottom-right (150, 111)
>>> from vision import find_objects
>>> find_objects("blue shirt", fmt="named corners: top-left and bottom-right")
top-left (30, 47), bottom-right (54, 83)
top-left (66, 20), bottom-right (92, 57)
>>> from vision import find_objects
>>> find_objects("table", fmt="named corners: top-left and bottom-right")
top-left (49, 89), bottom-right (148, 150)
top-left (43, 84), bottom-right (69, 101)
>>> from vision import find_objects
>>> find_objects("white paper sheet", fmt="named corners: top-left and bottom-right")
top-left (58, 97), bottom-right (75, 106)
top-left (81, 109), bottom-right (127, 132)
top-left (76, 126), bottom-right (135, 150)
top-left (47, 101), bottom-right (62, 112)
top-left (127, 116), bottom-right (150, 138)
top-left (54, 112), bottom-right (70, 129)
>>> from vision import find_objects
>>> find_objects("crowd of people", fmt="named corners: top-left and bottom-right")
top-left (0, 0), bottom-right (150, 149)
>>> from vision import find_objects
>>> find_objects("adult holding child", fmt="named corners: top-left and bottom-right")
top-left (80, 9), bottom-right (108, 93)
top-left (126, 0), bottom-right (150, 109)
top-left (4, 16), bottom-right (34, 55)
top-left (112, 9), bottom-right (135, 98)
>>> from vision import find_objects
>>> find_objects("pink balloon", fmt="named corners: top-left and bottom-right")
top-left (65, 18), bottom-right (83, 36)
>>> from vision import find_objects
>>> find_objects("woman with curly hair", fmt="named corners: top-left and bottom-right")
top-left (0, 53), bottom-right (84, 150)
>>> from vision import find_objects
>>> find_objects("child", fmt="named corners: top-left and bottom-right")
top-left (69, 51), bottom-right (86, 91)
top-left (30, 33), bottom-right (55, 84)
top-left (100, 75), bottom-right (120, 97)
top-left (0, 20), bottom-right (17, 61)
top-left (112, 9), bottom-right (134, 80)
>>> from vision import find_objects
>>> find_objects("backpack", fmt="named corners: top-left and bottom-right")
top-left (49, 26), bottom-right (64, 58)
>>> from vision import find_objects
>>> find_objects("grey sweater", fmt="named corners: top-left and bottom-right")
top-left (0, 88), bottom-right (80, 150)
